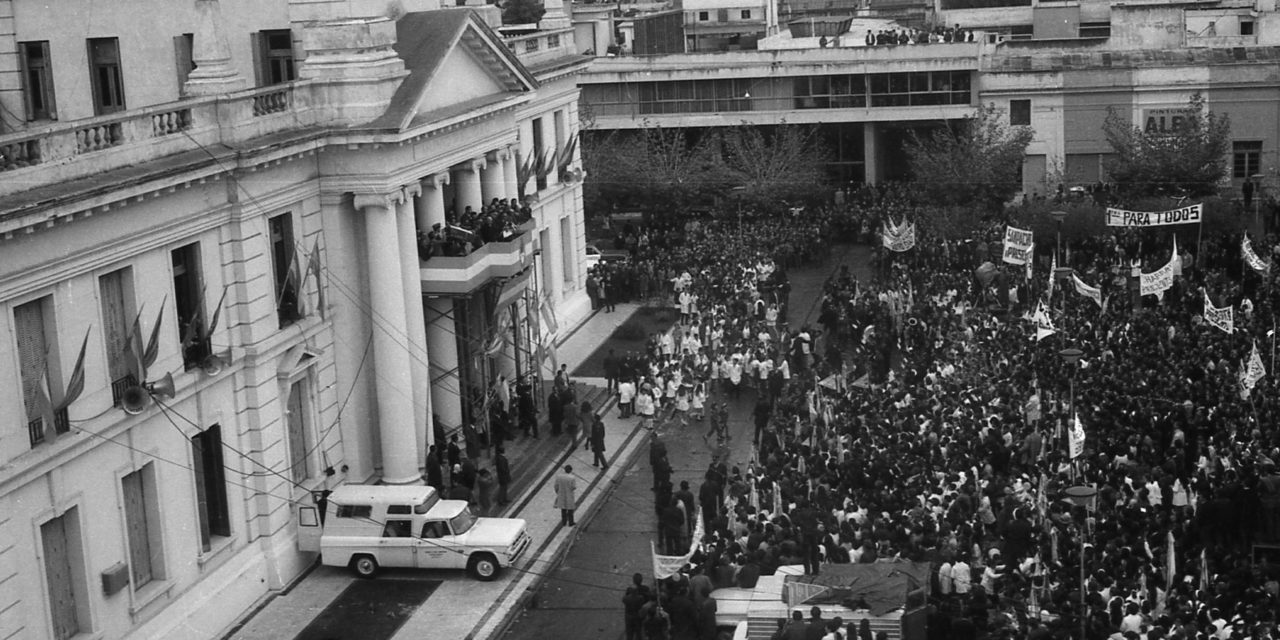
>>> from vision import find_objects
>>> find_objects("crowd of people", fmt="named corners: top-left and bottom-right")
top-left (863, 24), bottom-right (975, 47)
top-left (418, 197), bottom-right (533, 259)
top-left (618, 187), bottom-right (1280, 640)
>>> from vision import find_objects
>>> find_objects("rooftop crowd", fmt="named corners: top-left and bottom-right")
top-left (619, 185), bottom-right (1280, 640)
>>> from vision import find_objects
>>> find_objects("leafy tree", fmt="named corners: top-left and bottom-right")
top-left (581, 123), bottom-right (727, 213)
top-left (721, 121), bottom-right (831, 209)
top-left (1102, 93), bottom-right (1231, 200)
top-left (501, 0), bottom-right (544, 25)
top-left (904, 103), bottom-right (1034, 213)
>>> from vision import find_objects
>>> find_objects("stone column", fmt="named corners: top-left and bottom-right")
top-left (863, 122), bottom-right (880, 186)
top-left (481, 150), bottom-right (507, 206)
top-left (503, 145), bottom-right (519, 201)
top-left (184, 0), bottom-right (247, 95)
top-left (418, 172), bottom-right (449, 233)
top-left (353, 192), bottom-right (420, 485)
top-left (425, 297), bottom-right (462, 430)
top-left (397, 185), bottom-right (433, 457)
top-left (453, 159), bottom-right (485, 215)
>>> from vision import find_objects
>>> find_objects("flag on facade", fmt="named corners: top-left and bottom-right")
top-left (142, 296), bottom-right (164, 371)
top-left (124, 307), bottom-right (146, 383)
top-left (34, 361), bottom-right (55, 439)
top-left (1243, 235), bottom-right (1270, 274)
top-left (207, 287), bottom-right (228, 340)
top-left (54, 328), bottom-right (91, 413)
top-left (307, 239), bottom-right (326, 320)
top-left (1069, 412), bottom-right (1085, 458)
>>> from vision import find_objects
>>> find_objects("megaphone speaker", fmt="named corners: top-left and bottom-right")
top-left (122, 386), bottom-right (150, 415)
top-left (148, 373), bottom-right (176, 399)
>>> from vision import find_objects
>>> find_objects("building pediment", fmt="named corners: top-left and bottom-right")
top-left (375, 9), bottom-right (538, 132)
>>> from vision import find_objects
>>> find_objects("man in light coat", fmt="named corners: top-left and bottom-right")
top-left (554, 464), bottom-right (578, 527)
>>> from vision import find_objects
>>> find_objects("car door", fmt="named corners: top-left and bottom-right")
top-left (415, 520), bottom-right (454, 569)
top-left (379, 519), bottom-right (416, 568)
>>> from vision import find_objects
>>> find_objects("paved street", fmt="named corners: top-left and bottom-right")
top-left (500, 243), bottom-right (874, 640)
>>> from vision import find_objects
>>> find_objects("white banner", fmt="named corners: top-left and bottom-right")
top-left (1002, 226), bottom-right (1034, 265)
top-left (1247, 341), bottom-right (1266, 388)
top-left (1071, 274), bottom-right (1102, 307)
top-left (1140, 258), bottom-right (1176, 297)
top-left (1243, 236), bottom-right (1270, 274)
top-left (883, 221), bottom-right (916, 252)
top-left (651, 506), bottom-right (703, 579)
top-left (1069, 413), bottom-right (1085, 459)
top-left (1203, 292), bottom-right (1234, 334)
top-left (1105, 204), bottom-right (1202, 227)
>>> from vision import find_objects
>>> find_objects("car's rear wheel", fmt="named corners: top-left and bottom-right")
top-left (468, 553), bottom-right (499, 581)
top-left (351, 554), bottom-right (379, 579)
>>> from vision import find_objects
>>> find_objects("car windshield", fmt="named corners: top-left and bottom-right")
top-left (449, 509), bottom-right (476, 535)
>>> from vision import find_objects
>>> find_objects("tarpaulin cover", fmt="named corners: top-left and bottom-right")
top-left (783, 562), bottom-right (932, 616)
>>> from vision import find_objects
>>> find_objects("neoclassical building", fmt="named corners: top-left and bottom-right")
top-left (0, 0), bottom-right (588, 637)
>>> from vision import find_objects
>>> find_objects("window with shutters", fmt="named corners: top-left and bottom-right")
top-left (19, 40), bottom-right (57, 121)
top-left (270, 213), bottom-right (302, 326)
top-left (99, 268), bottom-right (137, 405)
top-left (87, 37), bottom-right (126, 115)
top-left (15, 296), bottom-right (66, 447)
top-left (192, 425), bottom-right (231, 552)
top-left (41, 508), bottom-right (89, 640)
top-left (285, 378), bottom-right (317, 484)
top-left (172, 242), bottom-right (208, 369)
top-left (174, 34), bottom-right (195, 95)
top-left (122, 464), bottom-right (165, 589)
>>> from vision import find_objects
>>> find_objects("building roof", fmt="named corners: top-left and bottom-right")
top-left (372, 9), bottom-right (538, 131)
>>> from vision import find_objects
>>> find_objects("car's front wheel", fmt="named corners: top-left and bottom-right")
top-left (468, 553), bottom-right (500, 581)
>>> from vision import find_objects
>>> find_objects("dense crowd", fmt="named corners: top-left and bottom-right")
top-left (863, 24), bottom-right (975, 47)
top-left (625, 190), bottom-right (1280, 640)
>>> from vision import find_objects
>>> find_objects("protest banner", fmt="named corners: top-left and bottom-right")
top-left (1140, 259), bottom-right (1176, 297)
top-left (1069, 413), bottom-right (1085, 459)
top-left (1002, 226), bottom-right (1033, 265)
top-left (1105, 204), bottom-right (1202, 227)
top-left (1071, 273), bottom-right (1102, 307)
top-left (1203, 292), bottom-right (1233, 334)
top-left (1243, 235), bottom-right (1270, 274)
top-left (883, 221), bottom-right (916, 252)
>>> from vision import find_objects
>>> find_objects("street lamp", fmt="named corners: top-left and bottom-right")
top-left (1049, 209), bottom-right (1074, 281)
top-left (1064, 484), bottom-right (1097, 640)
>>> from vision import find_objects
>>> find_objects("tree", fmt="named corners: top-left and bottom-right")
top-left (904, 103), bottom-right (1034, 212)
top-left (720, 121), bottom-right (831, 209)
top-left (501, 0), bottom-right (544, 25)
top-left (1102, 93), bottom-right (1231, 200)
top-left (580, 123), bottom-right (727, 213)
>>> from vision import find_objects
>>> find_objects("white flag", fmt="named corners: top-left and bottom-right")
top-left (1032, 300), bottom-right (1055, 341)
top-left (1069, 412), bottom-right (1085, 459)
top-left (1172, 235), bottom-right (1183, 277)
top-left (1048, 253), bottom-right (1056, 302)
top-left (1247, 340), bottom-right (1266, 387)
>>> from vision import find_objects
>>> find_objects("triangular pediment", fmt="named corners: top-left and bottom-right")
top-left (377, 9), bottom-right (538, 131)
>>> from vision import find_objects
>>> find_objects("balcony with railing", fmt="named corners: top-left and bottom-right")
top-left (419, 219), bottom-right (538, 295)
top-left (0, 81), bottom-right (317, 202)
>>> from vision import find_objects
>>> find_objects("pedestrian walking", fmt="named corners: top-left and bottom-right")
top-left (564, 394), bottom-right (581, 441)
top-left (495, 447), bottom-right (511, 505)
top-left (588, 413), bottom-right (609, 469)
top-left (554, 464), bottom-right (578, 527)
top-left (548, 390), bottom-right (564, 436)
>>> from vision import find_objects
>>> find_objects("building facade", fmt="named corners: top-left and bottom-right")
top-left (575, 0), bottom-right (1280, 194)
top-left (0, 0), bottom-right (588, 637)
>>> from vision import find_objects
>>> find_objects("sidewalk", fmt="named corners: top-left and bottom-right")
top-left (222, 303), bottom-right (646, 640)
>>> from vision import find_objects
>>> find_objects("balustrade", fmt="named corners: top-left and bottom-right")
top-left (151, 108), bottom-right (192, 136)
top-left (0, 138), bottom-right (42, 172)
top-left (75, 122), bottom-right (124, 154)
top-left (253, 88), bottom-right (291, 116)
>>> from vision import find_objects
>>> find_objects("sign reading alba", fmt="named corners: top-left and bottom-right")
top-left (1105, 204), bottom-right (1202, 227)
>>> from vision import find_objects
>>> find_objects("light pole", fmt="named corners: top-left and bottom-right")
top-left (1060, 346), bottom-right (1088, 640)
top-left (1049, 209), bottom-right (1067, 263)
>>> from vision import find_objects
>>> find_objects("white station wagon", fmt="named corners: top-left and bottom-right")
top-left (297, 484), bottom-right (532, 580)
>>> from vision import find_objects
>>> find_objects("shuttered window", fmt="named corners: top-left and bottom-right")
top-left (122, 465), bottom-right (164, 588)
top-left (99, 268), bottom-right (135, 403)
top-left (285, 379), bottom-right (314, 484)
top-left (192, 425), bottom-right (231, 551)
top-left (41, 511), bottom-right (81, 640)
top-left (15, 297), bottom-right (56, 446)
